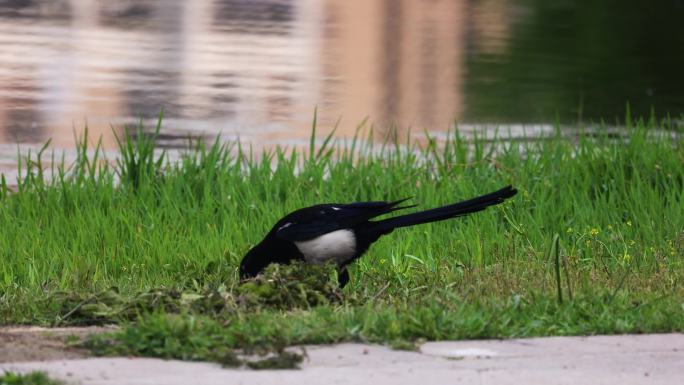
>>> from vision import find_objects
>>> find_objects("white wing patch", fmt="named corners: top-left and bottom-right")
top-left (278, 222), bottom-right (292, 231)
top-left (331, 207), bottom-right (341, 211)
top-left (294, 229), bottom-right (356, 264)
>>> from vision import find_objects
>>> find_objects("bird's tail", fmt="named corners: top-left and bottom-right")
top-left (368, 185), bottom-right (517, 234)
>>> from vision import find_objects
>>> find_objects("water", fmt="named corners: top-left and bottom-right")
top-left (0, 0), bottom-right (682, 170)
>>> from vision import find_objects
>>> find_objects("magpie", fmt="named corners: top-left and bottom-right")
top-left (239, 185), bottom-right (517, 287)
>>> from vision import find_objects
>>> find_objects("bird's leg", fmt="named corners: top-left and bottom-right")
top-left (337, 268), bottom-right (350, 288)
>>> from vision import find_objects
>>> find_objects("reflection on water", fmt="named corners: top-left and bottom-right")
top-left (0, 0), bottom-right (682, 160)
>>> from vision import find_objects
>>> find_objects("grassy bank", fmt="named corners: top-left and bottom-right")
top-left (0, 116), bottom-right (683, 356)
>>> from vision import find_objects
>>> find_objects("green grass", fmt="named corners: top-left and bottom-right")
top-left (0, 372), bottom-right (63, 385)
top-left (0, 114), bottom-right (683, 359)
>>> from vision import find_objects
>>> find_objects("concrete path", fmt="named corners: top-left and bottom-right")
top-left (2, 334), bottom-right (683, 385)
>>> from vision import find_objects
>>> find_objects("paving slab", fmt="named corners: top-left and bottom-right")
top-left (1, 333), bottom-right (682, 385)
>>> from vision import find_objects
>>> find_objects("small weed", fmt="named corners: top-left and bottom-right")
top-left (0, 372), bottom-right (63, 385)
top-left (245, 350), bottom-right (305, 370)
top-left (389, 339), bottom-right (420, 351)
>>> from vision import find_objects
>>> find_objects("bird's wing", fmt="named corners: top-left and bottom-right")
top-left (275, 199), bottom-right (414, 241)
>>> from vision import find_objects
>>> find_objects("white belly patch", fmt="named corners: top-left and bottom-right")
top-left (294, 229), bottom-right (357, 264)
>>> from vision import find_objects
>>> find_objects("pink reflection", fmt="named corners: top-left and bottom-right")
top-left (0, 0), bottom-right (512, 160)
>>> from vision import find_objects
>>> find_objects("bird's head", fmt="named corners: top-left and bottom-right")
top-left (239, 243), bottom-right (269, 280)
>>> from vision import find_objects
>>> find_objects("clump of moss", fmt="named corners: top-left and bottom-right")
top-left (52, 285), bottom-right (238, 325)
top-left (54, 288), bottom-right (179, 325)
top-left (237, 261), bottom-right (343, 309)
top-left (53, 261), bottom-right (343, 325)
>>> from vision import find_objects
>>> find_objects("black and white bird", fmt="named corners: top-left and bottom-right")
top-left (239, 185), bottom-right (517, 287)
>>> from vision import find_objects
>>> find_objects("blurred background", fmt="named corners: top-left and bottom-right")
top-left (0, 0), bottom-right (682, 163)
